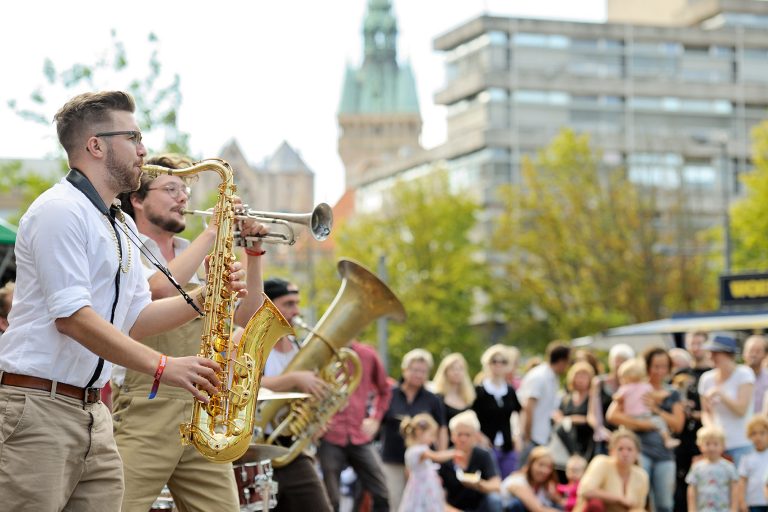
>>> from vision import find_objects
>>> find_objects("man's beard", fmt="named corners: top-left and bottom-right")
top-left (147, 207), bottom-right (186, 234)
top-left (105, 144), bottom-right (141, 193)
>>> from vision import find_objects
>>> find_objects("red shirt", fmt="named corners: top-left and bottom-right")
top-left (322, 341), bottom-right (392, 446)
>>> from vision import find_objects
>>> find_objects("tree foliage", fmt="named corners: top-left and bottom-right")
top-left (3, 30), bottom-right (190, 225)
top-left (312, 170), bottom-right (490, 375)
top-left (489, 130), bottom-right (716, 350)
top-left (8, 30), bottom-right (189, 157)
top-left (731, 120), bottom-right (768, 271)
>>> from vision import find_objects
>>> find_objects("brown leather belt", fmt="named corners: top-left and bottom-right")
top-left (0, 372), bottom-right (101, 404)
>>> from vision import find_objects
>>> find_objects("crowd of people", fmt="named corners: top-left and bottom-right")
top-left (352, 333), bottom-right (768, 512)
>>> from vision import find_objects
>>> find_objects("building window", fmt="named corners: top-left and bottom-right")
top-left (513, 32), bottom-right (569, 48)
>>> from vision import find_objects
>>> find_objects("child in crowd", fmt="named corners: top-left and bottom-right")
top-left (398, 413), bottom-right (457, 512)
top-left (738, 416), bottom-right (768, 512)
top-left (686, 425), bottom-right (739, 512)
top-left (614, 358), bottom-right (680, 449)
top-left (556, 455), bottom-right (587, 512)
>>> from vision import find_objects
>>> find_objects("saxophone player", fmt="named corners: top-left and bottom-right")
top-left (0, 91), bottom-right (247, 511)
top-left (112, 153), bottom-right (269, 511)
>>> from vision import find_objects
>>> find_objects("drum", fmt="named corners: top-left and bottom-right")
top-left (150, 485), bottom-right (175, 511)
top-left (233, 459), bottom-right (278, 511)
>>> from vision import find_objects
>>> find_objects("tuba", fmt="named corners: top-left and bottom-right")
top-left (142, 158), bottom-right (293, 463)
top-left (253, 258), bottom-right (406, 466)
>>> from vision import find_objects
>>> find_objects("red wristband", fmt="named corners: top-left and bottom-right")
top-left (245, 248), bottom-right (266, 256)
top-left (148, 354), bottom-right (167, 399)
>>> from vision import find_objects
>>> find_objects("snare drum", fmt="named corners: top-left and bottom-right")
top-left (233, 459), bottom-right (278, 511)
top-left (150, 485), bottom-right (175, 511)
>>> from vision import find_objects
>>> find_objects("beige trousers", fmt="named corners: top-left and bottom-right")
top-left (113, 393), bottom-right (239, 512)
top-left (0, 385), bottom-right (123, 511)
top-left (382, 462), bottom-right (406, 512)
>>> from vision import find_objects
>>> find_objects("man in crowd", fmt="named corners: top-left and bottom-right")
top-left (439, 410), bottom-right (503, 512)
top-left (318, 338), bottom-right (392, 512)
top-left (0, 91), bottom-right (239, 510)
top-left (113, 153), bottom-right (268, 511)
top-left (260, 277), bottom-right (333, 512)
top-left (517, 341), bottom-right (571, 465)
top-left (743, 334), bottom-right (768, 413)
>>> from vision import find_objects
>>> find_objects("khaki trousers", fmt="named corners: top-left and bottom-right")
top-left (113, 393), bottom-right (239, 512)
top-left (381, 462), bottom-right (406, 512)
top-left (0, 385), bottom-right (123, 511)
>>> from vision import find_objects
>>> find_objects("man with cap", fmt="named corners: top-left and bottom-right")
top-left (261, 277), bottom-right (332, 512)
top-left (698, 334), bottom-right (755, 467)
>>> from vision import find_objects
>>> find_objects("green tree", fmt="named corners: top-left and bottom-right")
top-left (3, 30), bottom-right (192, 230)
top-left (314, 170), bottom-right (490, 375)
top-left (731, 120), bottom-right (768, 271)
top-left (0, 160), bottom-right (59, 225)
top-left (8, 30), bottom-right (189, 157)
top-left (490, 129), bottom-right (716, 350)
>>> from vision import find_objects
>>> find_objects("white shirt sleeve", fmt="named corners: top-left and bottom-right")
top-left (26, 198), bottom-right (93, 319)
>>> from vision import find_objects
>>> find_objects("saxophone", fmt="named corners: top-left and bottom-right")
top-left (253, 258), bottom-right (406, 466)
top-left (142, 159), bottom-right (293, 463)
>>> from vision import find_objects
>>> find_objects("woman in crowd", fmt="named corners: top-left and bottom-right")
top-left (502, 446), bottom-right (562, 512)
top-left (574, 429), bottom-right (649, 512)
top-left (473, 344), bottom-right (521, 478)
top-left (433, 353), bottom-right (476, 432)
top-left (588, 344), bottom-right (635, 453)
top-left (380, 348), bottom-right (447, 511)
top-left (698, 335), bottom-right (755, 467)
top-left (606, 347), bottom-right (684, 512)
top-left (555, 361), bottom-right (596, 464)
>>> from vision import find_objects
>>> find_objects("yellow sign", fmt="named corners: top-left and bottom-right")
top-left (729, 278), bottom-right (768, 299)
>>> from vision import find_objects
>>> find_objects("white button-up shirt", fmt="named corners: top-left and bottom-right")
top-left (0, 178), bottom-right (151, 388)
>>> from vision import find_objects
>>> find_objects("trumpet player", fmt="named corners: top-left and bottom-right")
top-left (113, 153), bottom-right (269, 512)
top-left (0, 91), bottom-right (247, 511)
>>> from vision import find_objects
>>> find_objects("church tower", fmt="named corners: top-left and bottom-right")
top-left (337, 0), bottom-right (422, 189)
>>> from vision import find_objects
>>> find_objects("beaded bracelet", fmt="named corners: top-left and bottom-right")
top-left (148, 354), bottom-right (168, 399)
top-left (245, 248), bottom-right (266, 257)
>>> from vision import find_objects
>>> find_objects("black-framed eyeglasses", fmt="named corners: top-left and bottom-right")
top-left (491, 358), bottom-right (508, 365)
top-left (95, 130), bottom-right (143, 145)
top-left (147, 184), bottom-right (191, 200)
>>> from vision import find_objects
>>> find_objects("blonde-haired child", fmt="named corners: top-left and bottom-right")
top-left (556, 454), bottom-right (587, 512)
top-left (614, 358), bottom-right (680, 449)
top-left (738, 416), bottom-right (768, 511)
top-left (398, 414), bottom-right (457, 512)
top-left (686, 425), bottom-right (738, 512)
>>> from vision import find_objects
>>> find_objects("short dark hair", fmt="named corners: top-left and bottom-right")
top-left (53, 91), bottom-right (136, 156)
top-left (643, 346), bottom-right (672, 372)
top-left (118, 153), bottom-right (194, 219)
top-left (546, 341), bottom-right (571, 365)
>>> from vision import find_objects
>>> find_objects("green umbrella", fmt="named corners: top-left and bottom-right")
top-left (0, 218), bottom-right (17, 245)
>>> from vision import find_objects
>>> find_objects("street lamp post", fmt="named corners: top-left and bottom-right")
top-left (718, 140), bottom-right (732, 273)
top-left (692, 134), bottom-right (731, 273)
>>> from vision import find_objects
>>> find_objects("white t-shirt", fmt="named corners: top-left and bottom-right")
top-left (517, 363), bottom-right (560, 445)
top-left (698, 365), bottom-right (755, 449)
top-left (263, 340), bottom-right (300, 377)
top-left (738, 448), bottom-right (768, 506)
top-left (0, 178), bottom-right (151, 388)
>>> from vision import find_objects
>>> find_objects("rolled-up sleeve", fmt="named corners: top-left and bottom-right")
top-left (27, 199), bottom-right (93, 319)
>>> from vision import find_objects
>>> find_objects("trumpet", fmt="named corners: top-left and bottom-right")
top-left (183, 203), bottom-right (333, 246)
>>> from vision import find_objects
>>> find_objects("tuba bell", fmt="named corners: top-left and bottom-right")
top-left (252, 258), bottom-right (406, 466)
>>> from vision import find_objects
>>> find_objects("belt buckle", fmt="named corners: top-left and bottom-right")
top-left (84, 387), bottom-right (101, 404)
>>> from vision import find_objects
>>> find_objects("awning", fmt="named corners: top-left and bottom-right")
top-left (0, 219), bottom-right (16, 245)
top-left (573, 310), bottom-right (768, 351)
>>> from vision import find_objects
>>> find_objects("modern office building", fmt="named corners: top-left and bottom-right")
top-left (352, 0), bottom-right (768, 240)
